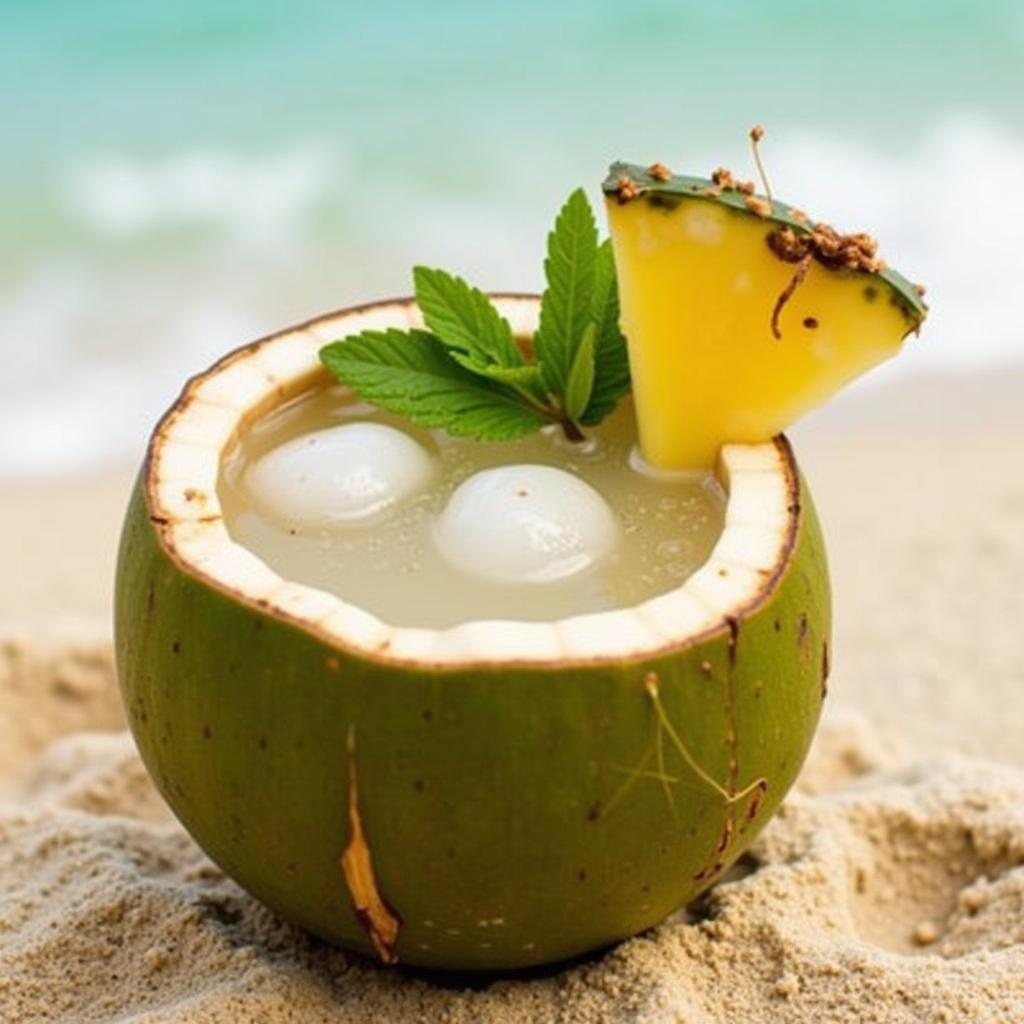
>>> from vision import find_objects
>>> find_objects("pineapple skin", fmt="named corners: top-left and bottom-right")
top-left (607, 195), bottom-right (920, 469)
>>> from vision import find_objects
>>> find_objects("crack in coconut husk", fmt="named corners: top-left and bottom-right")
top-left (599, 671), bottom-right (767, 836)
top-left (339, 728), bottom-right (401, 964)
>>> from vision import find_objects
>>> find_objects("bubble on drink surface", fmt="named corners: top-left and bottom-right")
top-left (434, 465), bottom-right (619, 585)
top-left (245, 423), bottom-right (435, 529)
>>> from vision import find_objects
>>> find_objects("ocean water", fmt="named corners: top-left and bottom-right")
top-left (1, 1), bottom-right (1022, 480)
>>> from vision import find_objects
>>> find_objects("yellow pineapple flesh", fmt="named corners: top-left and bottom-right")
top-left (605, 164), bottom-right (927, 469)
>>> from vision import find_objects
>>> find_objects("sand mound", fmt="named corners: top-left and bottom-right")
top-left (2, 629), bottom-right (1023, 1024)
top-left (0, 621), bottom-right (122, 782)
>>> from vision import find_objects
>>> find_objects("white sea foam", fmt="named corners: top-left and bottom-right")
top-left (2, 115), bottom-right (1022, 481)
top-left (0, 265), bottom-right (263, 480)
top-left (64, 147), bottom-right (335, 245)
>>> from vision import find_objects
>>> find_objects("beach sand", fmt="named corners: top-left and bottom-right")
top-left (2, 370), bottom-right (1023, 1023)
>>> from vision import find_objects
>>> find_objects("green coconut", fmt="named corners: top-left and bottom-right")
top-left (115, 295), bottom-right (830, 971)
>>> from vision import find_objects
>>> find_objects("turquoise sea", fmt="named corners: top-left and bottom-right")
top-left (1, 1), bottom-right (1022, 478)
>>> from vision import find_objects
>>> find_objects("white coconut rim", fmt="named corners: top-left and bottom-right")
top-left (145, 295), bottom-right (801, 668)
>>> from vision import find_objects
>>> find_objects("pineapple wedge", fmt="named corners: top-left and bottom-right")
top-left (604, 162), bottom-right (927, 469)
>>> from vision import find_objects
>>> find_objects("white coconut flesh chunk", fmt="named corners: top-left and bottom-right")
top-left (148, 298), bottom-right (800, 667)
top-left (435, 465), bottom-right (619, 585)
top-left (244, 423), bottom-right (435, 529)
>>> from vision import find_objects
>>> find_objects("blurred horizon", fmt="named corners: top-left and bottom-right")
top-left (2, 1), bottom-right (1023, 480)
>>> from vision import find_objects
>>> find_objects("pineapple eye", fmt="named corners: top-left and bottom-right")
top-left (245, 423), bottom-right (435, 529)
top-left (434, 465), bottom-right (619, 585)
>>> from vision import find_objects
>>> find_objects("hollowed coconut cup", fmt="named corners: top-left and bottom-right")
top-left (115, 295), bottom-right (830, 971)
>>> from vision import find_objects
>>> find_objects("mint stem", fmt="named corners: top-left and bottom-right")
top-left (559, 417), bottom-right (585, 443)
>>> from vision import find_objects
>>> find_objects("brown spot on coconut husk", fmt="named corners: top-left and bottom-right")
top-left (725, 616), bottom-right (741, 668)
top-left (693, 860), bottom-right (726, 883)
top-left (646, 162), bottom-right (672, 181)
top-left (745, 779), bottom-right (768, 821)
top-left (716, 817), bottom-right (735, 854)
top-left (797, 612), bottom-right (812, 666)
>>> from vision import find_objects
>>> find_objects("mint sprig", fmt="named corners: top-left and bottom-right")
top-left (320, 329), bottom-right (547, 441)
top-left (319, 190), bottom-right (631, 443)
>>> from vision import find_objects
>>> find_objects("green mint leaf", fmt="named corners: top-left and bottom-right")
top-left (563, 323), bottom-right (596, 422)
top-left (580, 239), bottom-right (631, 426)
top-left (447, 353), bottom-right (549, 407)
top-left (534, 188), bottom-right (599, 399)
top-left (413, 266), bottom-right (523, 369)
top-left (320, 329), bottom-right (548, 442)
top-left (446, 354), bottom-right (539, 386)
